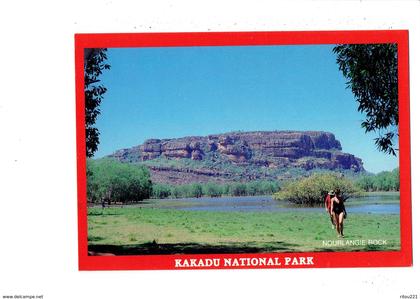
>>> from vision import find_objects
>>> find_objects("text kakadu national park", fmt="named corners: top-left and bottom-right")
top-left (175, 256), bottom-right (314, 268)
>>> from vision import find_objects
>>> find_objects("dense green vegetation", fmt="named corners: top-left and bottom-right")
top-left (152, 180), bottom-right (281, 199)
top-left (273, 173), bottom-right (361, 205)
top-left (87, 159), bottom-right (152, 203)
top-left (88, 206), bottom-right (400, 254)
top-left (355, 168), bottom-right (399, 192)
top-left (87, 158), bottom-right (399, 205)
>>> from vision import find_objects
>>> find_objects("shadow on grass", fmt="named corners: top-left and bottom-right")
top-left (87, 236), bottom-right (104, 242)
top-left (88, 211), bottom-right (124, 216)
top-left (88, 241), bottom-right (298, 256)
top-left (355, 244), bottom-right (400, 251)
top-left (313, 244), bottom-right (399, 252)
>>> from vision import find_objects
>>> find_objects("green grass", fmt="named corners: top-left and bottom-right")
top-left (88, 206), bottom-right (400, 255)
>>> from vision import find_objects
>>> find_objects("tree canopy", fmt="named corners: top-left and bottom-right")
top-left (84, 48), bottom-right (110, 158)
top-left (87, 158), bottom-right (153, 203)
top-left (333, 44), bottom-right (398, 155)
top-left (355, 168), bottom-right (399, 192)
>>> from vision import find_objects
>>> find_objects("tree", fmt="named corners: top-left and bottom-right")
top-left (203, 182), bottom-right (222, 197)
top-left (190, 183), bottom-right (203, 198)
top-left (86, 159), bottom-right (152, 203)
top-left (152, 184), bottom-right (172, 198)
top-left (230, 182), bottom-right (247, 196)
top-left (84, 48), bottom-right (110, 157)
top-left (333, 44), bottom-right (398, 155)
top-left (355, 168), bottom-right (399, 192)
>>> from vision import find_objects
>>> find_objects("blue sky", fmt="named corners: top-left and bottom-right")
top-left (95, 45), bottom-right (398, 173)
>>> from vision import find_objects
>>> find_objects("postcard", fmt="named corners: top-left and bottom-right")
top-left (75, 30), bottom-right (411, 270)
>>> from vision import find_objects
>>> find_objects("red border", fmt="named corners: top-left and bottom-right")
top-left (75, 30), bottom-right (411, 270)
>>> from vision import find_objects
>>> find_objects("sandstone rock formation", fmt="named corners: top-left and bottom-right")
top-left (109, 131), bottom-right (364, 184)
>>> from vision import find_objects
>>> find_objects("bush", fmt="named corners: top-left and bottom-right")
top-left (273, 173), bottom-right (361, 205)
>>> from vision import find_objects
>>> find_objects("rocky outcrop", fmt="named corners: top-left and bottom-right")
top-left (109, 131), bottom-right (364, 183)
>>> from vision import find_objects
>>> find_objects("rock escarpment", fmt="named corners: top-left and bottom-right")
top-left (110, 131), bottom-right (364, 184)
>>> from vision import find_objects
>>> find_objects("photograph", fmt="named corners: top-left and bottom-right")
top-left (76, 31), bottom-right (411, 270)
top-left (2, 1), bottom-right (420, 298)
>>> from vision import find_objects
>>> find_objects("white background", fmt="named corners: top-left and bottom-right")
top-left (0, 1), bottom-right (419, 298)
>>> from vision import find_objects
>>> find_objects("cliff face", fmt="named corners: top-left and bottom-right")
top-left (110, 131), bottom-right (364, 184)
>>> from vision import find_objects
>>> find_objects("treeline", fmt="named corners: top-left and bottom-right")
top-left (355, 168), bottom-right (399, 192)
top-left (152, 181), bottom-right (281, 199)
top-left (87, 158), bottom-right (281, 202)
top-left (87, 159), bottom-right (153, 203)
top-left (273, 173), bottom-right (360, 205)
top-left (87, 159), bottom-right (397, 204)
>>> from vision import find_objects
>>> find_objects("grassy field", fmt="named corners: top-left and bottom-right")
top-left (88, 205), bottom-right (400, 255)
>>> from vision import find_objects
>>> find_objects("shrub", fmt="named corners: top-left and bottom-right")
top-left (273, 173), bottom-right (361, 205)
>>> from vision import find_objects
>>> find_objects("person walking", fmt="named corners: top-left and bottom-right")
top-left (324, 190), bottom-right (336, 229)
top-left (330, 189), bottom-right (347, 237)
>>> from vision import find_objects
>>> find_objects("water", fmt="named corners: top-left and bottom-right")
top-left (148, 193), bottom-right (400, 214)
